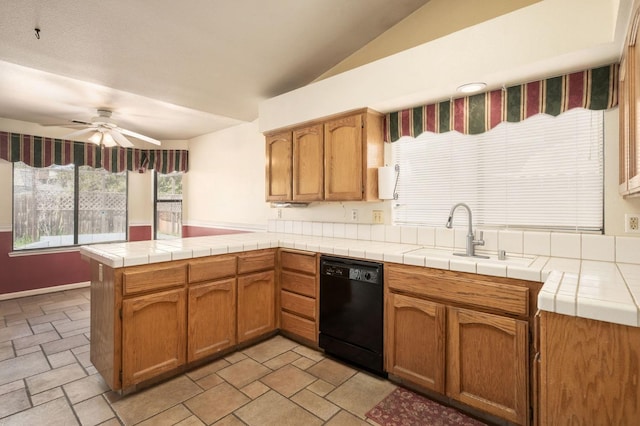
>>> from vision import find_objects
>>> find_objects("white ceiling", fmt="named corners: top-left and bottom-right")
top-left (0, 0), bottom-right (430, 141)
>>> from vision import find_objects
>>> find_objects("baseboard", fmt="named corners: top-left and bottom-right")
top-left (0, 281), bottom-right (90, 301)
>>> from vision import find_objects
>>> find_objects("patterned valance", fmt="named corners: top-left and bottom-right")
top-left (384, 64), bottom-right (619, 142)
top-left (0, 132), bottom-right (101, 168)
top-left (0, 131), bottom-right (188, 174)
top-left (103, 147), bottom-right (189, 173)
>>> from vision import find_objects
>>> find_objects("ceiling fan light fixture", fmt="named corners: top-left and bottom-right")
top-left (456, 82), bottom-right (487, 94)
top-left (102, 132), bottom-right (116, 147)
top-left (89, 131), bottom-right (103, 144)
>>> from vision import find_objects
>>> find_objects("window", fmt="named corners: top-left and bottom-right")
top-left (155, 172), bottom-right (183, 239)
top-left (13, 162), bottom-right (127, 250)
top-left (392, 109), bottom-right (604, 232)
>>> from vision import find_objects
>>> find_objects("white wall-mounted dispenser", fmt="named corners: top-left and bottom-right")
top-left (378, 165), bottom-right (399, 200)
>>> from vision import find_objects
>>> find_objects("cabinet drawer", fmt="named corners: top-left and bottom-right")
top-left (238, 250), bottom-right (276, 274)
top-left (281, 250), bottom-right (317, 274)
top-left (122, 262), bottom-right (187, 295)
top-left (386, 264), bottom-right (529, 317)
top-left (281, 311), bottom-right (317, 343)
top-left (281, 290), bottom-right (315, 320)
top-left (188, 255), bottom-right (236, 283)
top-left (281, 270), bottom-right (316, 298)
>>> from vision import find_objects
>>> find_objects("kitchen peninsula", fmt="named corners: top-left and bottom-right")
top-left (81, 230), bottom-right (640, 425)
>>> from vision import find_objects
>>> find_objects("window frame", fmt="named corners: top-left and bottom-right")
top-left (154, 171), bottom-right (183, 240)
top-left (12, 162), bottom-right (129, 251)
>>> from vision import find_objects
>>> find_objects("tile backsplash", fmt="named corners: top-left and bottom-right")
top-left (268, 220), bottom-right (640, 265)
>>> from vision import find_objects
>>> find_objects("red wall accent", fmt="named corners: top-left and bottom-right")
top-left (129, 225), bottom-right (152, 241)
top-left (0, 231), bottom-right (90, 295)
top-left (0, 226), bottom-right (250, 296)
top-left (182, 225), bottom-right (249, 238)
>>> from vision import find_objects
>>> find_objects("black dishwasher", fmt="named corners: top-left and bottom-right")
top-left (319, 255), bottom-right (385, 376)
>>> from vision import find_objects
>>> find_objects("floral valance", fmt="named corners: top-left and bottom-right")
top-left (384, 63), bottom-right (619, 142)
top-left (0, 131), bottom-right (188, 173)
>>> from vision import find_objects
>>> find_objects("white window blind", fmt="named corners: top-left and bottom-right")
top-left (391, 109), bottom-right (604, 232)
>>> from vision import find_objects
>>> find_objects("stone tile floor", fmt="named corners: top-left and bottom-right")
top-left (0, 287), bottom-right (396, 425)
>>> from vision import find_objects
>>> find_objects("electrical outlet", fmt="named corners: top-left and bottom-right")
top-left (277, 209), bottom-right (282, 219)
top-left (351, 209), bottom-right (358, 221)
top-left (625, 214), bottom-right (640, 233)
top-left (373, 210), bottom-right (384, 224)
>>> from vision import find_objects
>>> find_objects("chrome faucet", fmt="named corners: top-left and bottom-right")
top-left (445, 203), bottom-right (488, 258)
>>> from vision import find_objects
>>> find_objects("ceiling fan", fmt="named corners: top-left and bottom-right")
top-left (51, 109), bottom-right (161, 147)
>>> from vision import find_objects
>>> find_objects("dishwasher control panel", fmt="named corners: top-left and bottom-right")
top-left (320, 257), bottom-right (381, 284)
top-left (348, 267), bottom-right (378, 284)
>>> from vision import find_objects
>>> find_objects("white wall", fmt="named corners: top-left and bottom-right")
top-left (186, 121), bottom-right (270, 230)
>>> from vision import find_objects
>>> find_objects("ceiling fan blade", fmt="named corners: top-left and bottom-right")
top-left (63, 128), bottom-right (95, 139)
top-left (110, 129), bottom-right (134, 148)
top-left (42, 119), bottom-right (92, 127)
top-left (41, 123), bottom-right (87, 127)
top-left (119, 128), bottom-right (161, 145)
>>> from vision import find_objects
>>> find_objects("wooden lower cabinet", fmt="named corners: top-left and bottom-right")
top-left (447, 307), bottom-right (528, 425)
top-left (385, 293), bottom-right (445, 393)
top-left (121, 288), bottom-right (186, 388)
top-left (278, 250), bottom-right (318, 344)
top-left (539, 311), bottom-right (640, 424)
top-left (237, 270), bottom-right (276, 343)
top-left (188, 278), bottom-right (236, 362)
top-left (385, 263), bottom-right (535, 426)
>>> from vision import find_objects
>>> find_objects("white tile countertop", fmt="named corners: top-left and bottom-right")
top-left (79, 232), bottom-right (640, 328)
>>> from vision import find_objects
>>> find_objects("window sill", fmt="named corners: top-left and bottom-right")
top-left (9, 246), bottom-right (81, 257)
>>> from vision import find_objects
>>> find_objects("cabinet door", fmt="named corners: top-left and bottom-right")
top-left (620, 54), bottom-right (631, 195)
top-left (447, 307), bottom-right (528, 426)
top-left (293, 124), bottom-right (323, 201)
top-left (324, 113), bottom-right (363, 201)
top-left (122, 288), bottom-right (186, 388)
top-left (385, 293), bottom-right (445, 393)
top-left (237, 270), bottom-right (275, 343)
top-left (188, 278), bottom-right (236, 362)
top-left (265, 131), bottom-right (292, 201)
top-left (540, 311), bottom-right (640, 424)
top-left (630, 13), bottom-right (640, 193)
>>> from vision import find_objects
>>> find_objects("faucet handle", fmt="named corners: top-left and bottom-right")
top-left (475, 230), bottom-right (485, 245)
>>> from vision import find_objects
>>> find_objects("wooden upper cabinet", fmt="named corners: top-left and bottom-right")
top-left (264, 108), bottom-right (383, 202)
top-left (630, 19), bottom-right (640, 194)
top-left (265, 131), bottom-right (292, 201)
top-left (620, 55), bottom-right (630, 194)
top-left (620, 4), bottom-right (640, 196)
top-left (324, 113), bottom-right (364, 201)
top-left (293, 124), bottom-right (323, 201)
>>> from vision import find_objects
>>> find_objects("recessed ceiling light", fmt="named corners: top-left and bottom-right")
top-left (456, 82), bottom-right (487, 94)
